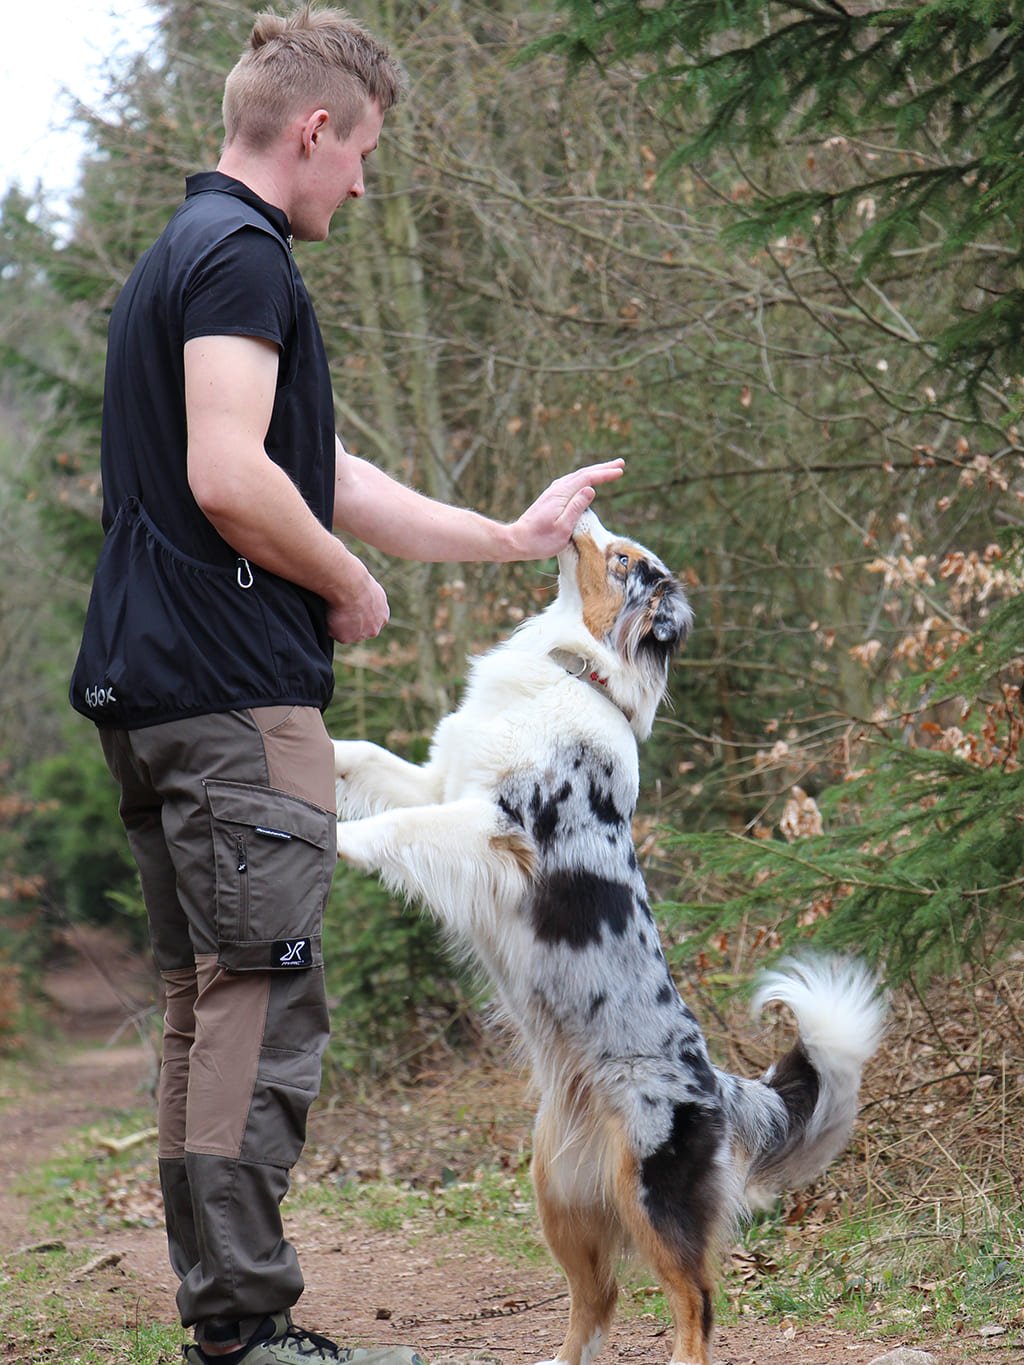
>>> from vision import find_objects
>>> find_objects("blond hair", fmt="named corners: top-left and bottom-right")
top-left (222, 4), bottom-right (407, 150)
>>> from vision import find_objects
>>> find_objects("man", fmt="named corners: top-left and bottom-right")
top-left (70, 6), bottom-right (624, 1365)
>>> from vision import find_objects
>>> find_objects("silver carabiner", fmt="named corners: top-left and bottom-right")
top-left (236, 557), bottom-right (254, 590)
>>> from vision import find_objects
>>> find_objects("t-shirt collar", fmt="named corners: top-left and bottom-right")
top-left (185, 171), bottom-right (293, 246)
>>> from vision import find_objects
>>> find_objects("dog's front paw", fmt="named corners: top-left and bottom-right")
top-left (333, 739), bottom-right (379, 781)
top-left (335, 818), bottom-right (377, 869)
top-left (333, 740), bottom-right (383, 818)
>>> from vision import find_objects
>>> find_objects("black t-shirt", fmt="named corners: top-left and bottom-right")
top-left (100, 171), bottom-right (336, 559)
top-left (70, 173), bottom-right (339, 728)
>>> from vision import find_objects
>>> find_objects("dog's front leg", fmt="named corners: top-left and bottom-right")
top-left (333, 739), bottom-right (443, 818)
top-left (336, 797), bottom-right (534, 930)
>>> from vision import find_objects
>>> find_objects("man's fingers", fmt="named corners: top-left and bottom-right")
top-left (327, 588), bottom-right (389, 644)
top-left (559, 485), bottom-right (596, 527)
top-left (549, 459), bottom-right (624, 504)
top-left (567, 458), bottom-right (625, 487)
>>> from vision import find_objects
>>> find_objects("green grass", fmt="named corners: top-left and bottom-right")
top-left (292, 1164), bottom-right (1023, 1353)
top-left (0, 1059), bottom-right (28, 1113)
top-left (291, 1162), bottom-right (549, 1264)
top-left (1, 1093), bottom-right (172, 1364)
top-left (1, 1241), bottom-right (184, 1363)
top-left (15, 1104), bottom-right (161, 1236)
top-left (294, 1161), bottom-right (1024, 1349)
top-left (0, 1052), bottom-right (38, 1111)
top-left (718, 1201), bottom-right (1024, 1349)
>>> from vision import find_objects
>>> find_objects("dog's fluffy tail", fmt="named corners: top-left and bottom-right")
top-left (723, 956), bottom-right (886, 1207)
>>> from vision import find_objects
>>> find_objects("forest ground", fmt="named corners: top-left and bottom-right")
top-left (0, 928), bottom-right (1017, 1365)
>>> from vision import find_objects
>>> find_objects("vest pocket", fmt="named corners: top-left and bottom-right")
top-left (71, 498), bottom-right (277, 726)
top-left (205, 779), bottom-right (333, 971)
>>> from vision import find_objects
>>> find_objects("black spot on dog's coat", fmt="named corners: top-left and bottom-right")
top-left (531, 869), bottom-right (634, 948)
top-left (632, 558), bottom-right (663, 590)
top-left (530, 780), bottom-right (572, 846)
top-left (641, 1101), bottom-right (726, 1262)
top-left (767, 1042), bottom-right (820, 1126)
top-left (678, 1043), bottom-right (718, 1095)
top-left (656, 982), bottom-right (675, 1006)
top-left (587, 779), bottom-right (624, 828)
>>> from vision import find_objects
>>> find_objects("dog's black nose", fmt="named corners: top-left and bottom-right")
top-left (651, 583), bottom-right (692, 646)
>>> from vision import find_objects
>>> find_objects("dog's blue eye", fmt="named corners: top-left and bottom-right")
top-left (617, 554), bottom-right (630, 568)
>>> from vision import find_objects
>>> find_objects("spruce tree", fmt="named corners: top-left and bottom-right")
top-left (535, 0), bottom-right (1024, 983)
top-left (534, 2), bottom-right (1024, 399)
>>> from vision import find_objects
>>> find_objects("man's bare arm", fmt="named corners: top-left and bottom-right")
top-left (333, 440), bottom-right (625, 562)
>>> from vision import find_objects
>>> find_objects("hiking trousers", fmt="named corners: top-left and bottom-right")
top-left (99, 707), bottom-right (336, 1333)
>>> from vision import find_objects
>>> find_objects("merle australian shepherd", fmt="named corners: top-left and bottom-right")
top-left (333, 510), bottom-right (884, 1365)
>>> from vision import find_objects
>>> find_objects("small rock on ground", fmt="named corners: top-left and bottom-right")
top-left (867, 1350), bottom-right (939, 1365)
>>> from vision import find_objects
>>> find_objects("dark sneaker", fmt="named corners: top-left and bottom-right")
top-left (183, 1312), bottom-right (427, 1365)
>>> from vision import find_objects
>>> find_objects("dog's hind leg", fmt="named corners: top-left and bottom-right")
top-left (530, 1101), bottom-right (619, 1365)
top-left (334, 739), bottom-right (443, 817)
top-left (613, 1113), bottom-right (725, 1365)
top-left (617, 1195), bottom-right (718, 1365)
top-left (336, 797), bottom-right (534, 929)
top-left (643, 1247), bottom-right (715, 1365)
top-left (532, 1168), bottom-right (618, 1365)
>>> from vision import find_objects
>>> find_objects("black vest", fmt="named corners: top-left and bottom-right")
top-left (70, 174), bottom-right (337, 728)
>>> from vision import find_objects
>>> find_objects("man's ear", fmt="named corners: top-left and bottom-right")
top-left (301, 108), bottom-right (330, 156)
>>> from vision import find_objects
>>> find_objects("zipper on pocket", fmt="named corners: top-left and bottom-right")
top-left (236, 834), bottom-right (250, 938)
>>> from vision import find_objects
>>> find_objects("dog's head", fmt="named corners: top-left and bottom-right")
top-left (553, 510), bottom-right (692, 736)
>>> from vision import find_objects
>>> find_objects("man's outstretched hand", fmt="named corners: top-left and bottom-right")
top-left (504, 459), bottom-right (625, 561)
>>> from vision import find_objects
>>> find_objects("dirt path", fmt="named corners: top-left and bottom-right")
top-left (0, 941), bottom-right (996, 1364)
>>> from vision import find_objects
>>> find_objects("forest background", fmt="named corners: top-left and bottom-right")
top-left (1, 0), bottom-right (1023, 1318)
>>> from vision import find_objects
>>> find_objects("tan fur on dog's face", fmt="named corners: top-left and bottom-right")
top-left (573, 531), bottom-right (632, 641)
top-left (569, 513), bottom-right (689, 653)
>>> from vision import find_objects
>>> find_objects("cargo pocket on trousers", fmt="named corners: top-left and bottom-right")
top-left (205, 779), bottom-right (333, 971)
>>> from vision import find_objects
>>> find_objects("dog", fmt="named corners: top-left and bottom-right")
top-left (333, 510), bottom-right (885, 1365)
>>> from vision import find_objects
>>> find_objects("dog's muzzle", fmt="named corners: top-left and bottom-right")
top-left (650, 582), bottom-right (692, 646)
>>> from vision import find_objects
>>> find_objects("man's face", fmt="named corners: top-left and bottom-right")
top-left (293, 98), bottom-right (384, 242)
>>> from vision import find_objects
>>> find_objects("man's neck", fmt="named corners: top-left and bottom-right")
top-left (215, 148), bottom-right (291, 222)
